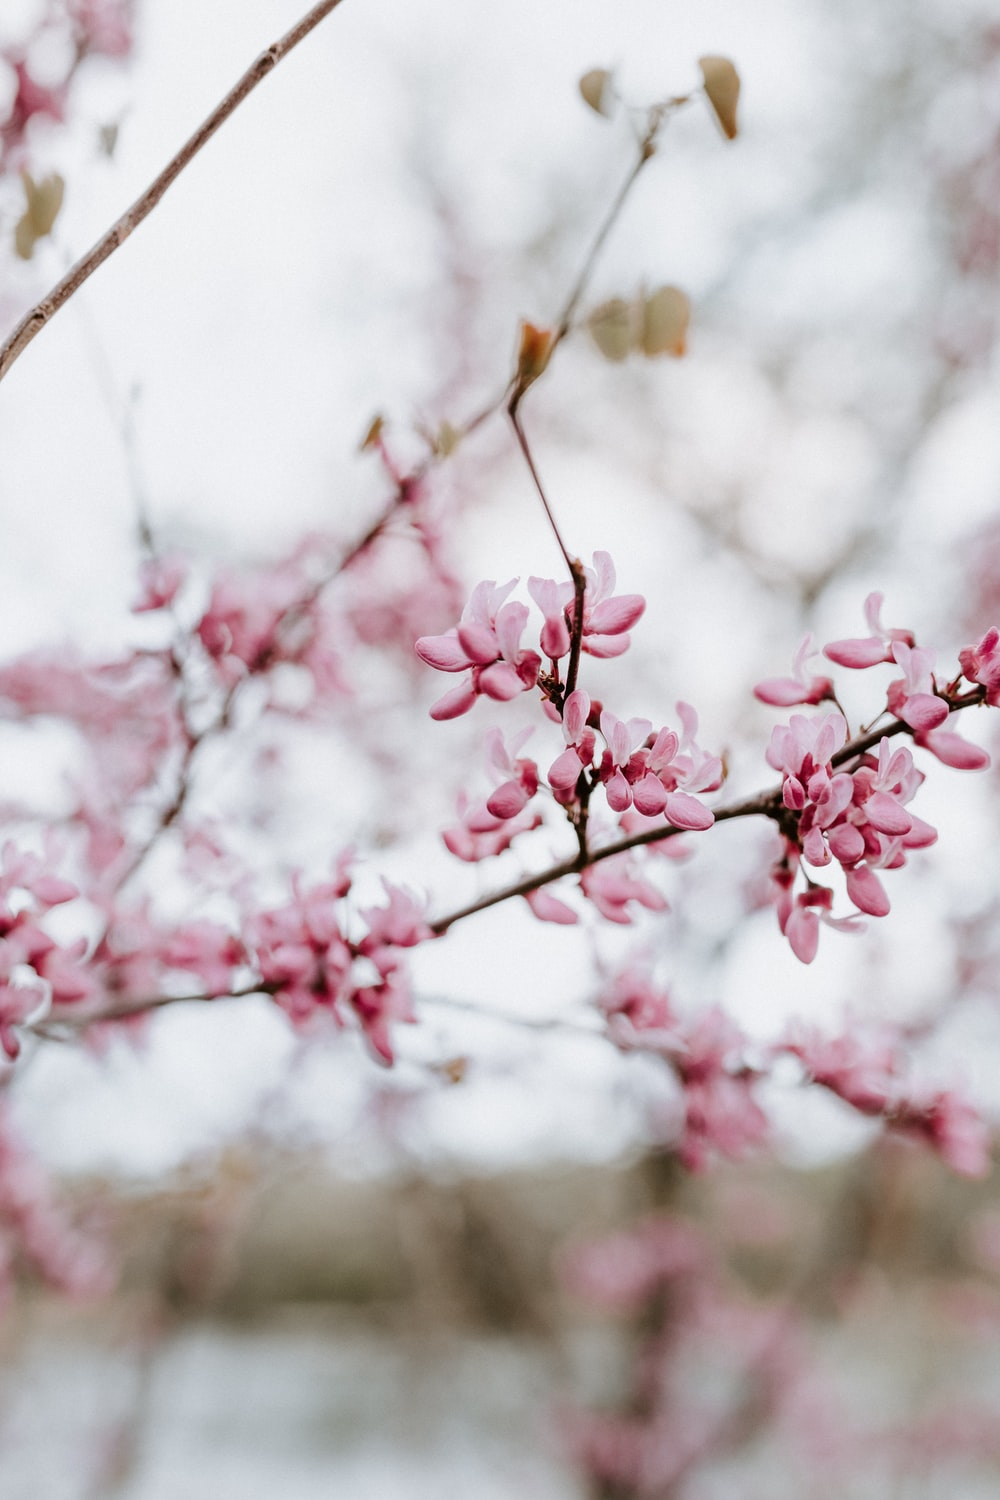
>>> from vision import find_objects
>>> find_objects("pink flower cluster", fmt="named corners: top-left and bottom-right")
top-left (0, 841), bottom-right (90, 1059)
top-left (756, 597), bottom-right (994, 963)
top-left (247, 861), bottom-right (431, 1064)
top-left (414, 551), bottom-right (643, 720)
top-left (601, 970), bottom-right (768, 1170)
top-left (419, 554), bottom-right (723, 923)
top-left (783, 1023), bottom-right (990, 1177)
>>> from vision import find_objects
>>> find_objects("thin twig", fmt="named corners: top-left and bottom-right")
top-left (0, 0), bottom-right (348, 384)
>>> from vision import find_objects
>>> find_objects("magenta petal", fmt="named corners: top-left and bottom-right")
top-left (899, 693), bottom-right (949, 733)
top-left (588, 594), bottom-right (646, 635)
top-left (865, 791), bottom-right (912, 836)
top-left (478, 662), bottom-right (523, 700)
top-left (846, 864), bottom-right (890, 917)
top-left (823, 637), bottom-right (890, 668)
top-left (415, 634), bottom-right (471, 671)
top-left (664, 792), bottom-right (714, 830)
top-left (486, 781), bottom-right (529, 820)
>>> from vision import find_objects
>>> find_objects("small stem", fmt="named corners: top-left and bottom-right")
top-left (508, 399), bottom-right (576, 578)
top-left (0, 0), bottom-right (348, 384)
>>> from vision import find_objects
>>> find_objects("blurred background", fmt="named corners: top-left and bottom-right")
top-left (3, 0), bottom-right (1000, 1493)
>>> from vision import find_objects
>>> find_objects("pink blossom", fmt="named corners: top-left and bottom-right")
top-left (526, 575), bottom-right (572, 659)
top-left (161, 921), bottom-right (245, 995)
top-left (886, 641), bottom-right (949, 733)
top-left (572, 551), bottom-right (646, 657)
top-left (547, 688), bottom-right (597, 800)
top-left (131, 555), bottom-right (186, 613)
top-left (442, 792), bottom-right (542, 861)
top-left (580, 853), bottom-right (667, 924)
top-left (482, 727), bottom-right (540, 821)
top-left (823, 591), bottom-right (914, 669)
top-left (959, 625), bottom-right (1000, 705)
top-left (1, 61), bottom-right (66, 165)
top-left (524, 887), bottom-right (578, 924)
top-left (415, 578), bottom-right (541, 719)
top-left (69, 0), bottom-right (134, 59)
top-left (599, 967), bottom-right (679, 1043)
top-left (754, 634), bottom-right (834, 707)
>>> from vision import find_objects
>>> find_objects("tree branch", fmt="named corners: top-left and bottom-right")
top-left (0, 0), bottom-right (348, 384)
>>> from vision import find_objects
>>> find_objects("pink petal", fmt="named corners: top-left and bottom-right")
top-left (864, 791), bottom-right (912, 836)
top-left (846, 864), bottom-right (890, 918)
top-left (632, 774), bottom-right (668, 817)
top-left (549, 747), bottom-right (584, 793)
top-left (663, 792), bottom-right (714, 831)
top-left (827, 823), bottom-right (866, 864)
top-left (787, 907), bottom-right (819, 964)
top-left (478, 662), bottom-right (524, 700)
top-left (899, 693), bottom-right (949, 733)
top-left (582, 633), bottom-right (632, 658)
top-left (415, 633), bottom-right (470, 672)
top-left (588, 594), bottom-right (646, 635)
top-left (754, 677), bottom-right (814, 707)
top-left (457, 621), bottom-right (500, 664)
top-left (429, 680), bottom-right (477, 720)
top-left (823, 637), bottom-right (891, 668)
top-left (920, 731), bottom-right (990, 771)
top-left (486, 781), bottom-right (530, 820)
top-left (524, 889), bottom-right (578, 925)
top-left (605, 768), bottom-right (632, 812)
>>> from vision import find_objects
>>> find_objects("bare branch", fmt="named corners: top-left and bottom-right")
top-left (0, 0), bottom-right (348, 384)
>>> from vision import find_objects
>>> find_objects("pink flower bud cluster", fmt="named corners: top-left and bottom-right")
top-left (415, 550), bottom-right (643, 721)
top-left (755, 598), bottom-right (996, 963)
top-left (419, 553), bottom-right (723, 924)
top-left (247, 861), bottom-right (431, 1064)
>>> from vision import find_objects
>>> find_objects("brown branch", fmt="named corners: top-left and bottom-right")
top-left (0, 0), bottom-right (348, 385)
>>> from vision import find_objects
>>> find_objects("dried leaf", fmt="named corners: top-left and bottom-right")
top-left (699, 55), bottom-right (740, 140)
top-left (359, 414), bottom-right (384, 451)
top-left (436, 421), bottom-right (461, 457)
top-left (641, 285), bottom-right (691, 357)
top-left (516, 321), bottom-right (554, 385)
top-left (587, 298), bottom-right (634, 362)
top-left (14, 170), bottom-right (65, 260)
top-left (579, 68), bottom-right (614, 118)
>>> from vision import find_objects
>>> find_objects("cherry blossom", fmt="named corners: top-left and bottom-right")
top-left (823, 591), bottom-right (914, 669)
top-left (754, 633), bottom-right (834, 707)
